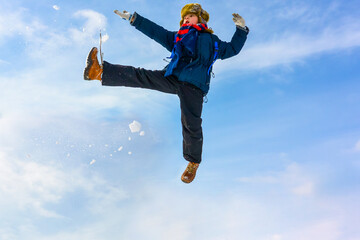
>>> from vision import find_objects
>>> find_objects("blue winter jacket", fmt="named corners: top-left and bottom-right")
top-left (131, 12), bottom-right (249, 94)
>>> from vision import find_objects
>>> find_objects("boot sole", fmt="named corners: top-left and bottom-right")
top-left (83, 47), bottom-right (97, 80)
top-left (181, 174), bottom-right (196, 184)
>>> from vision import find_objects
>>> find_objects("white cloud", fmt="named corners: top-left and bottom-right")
top-left (70, 9), bottom-right (107, 44)
top-left (238, 175), bottom-right (278, 184)
top-left (0, 8), bottom-right (108, 60)
top-left (238, 162), bottom-right (316, 196)
top-left (216, 18), bottom-right (360, 73)
top-left (291, 181), bottom-right (314, 196)
top-left (270, 234), bottom-right (283, 240)
top-left (354, 140), bottom-right (360, 152)
top-left (0, 59), bottom-right (9, 65)
top-left (0, 149), bottom-right (128, 219)
top-left (8, 182), bottom-right (355, 240)
top-left (275, 1), bottom-right (340, 24)
top-left (0, 151), bottom-right (73, 217)
top-left (286, 219), bottom-right (342, 240)
top-left (0, 8), bottom-right (47, 44)
top-left (277, 4), bottom-right (309, 20)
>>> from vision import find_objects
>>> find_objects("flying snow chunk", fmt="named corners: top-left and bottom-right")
top-left (129, 120), bottom-right (141, 133)
top-left (101, 34), bottom-right (109, 43)
top-left (53, 5), bottom-right (60, 11)
top-left (140, 131), bottom-right (145, 136)
top-left (128, 152), bottom-right (132, 155)
top-left (90, 159), bottom-right (96, 165)
top-left (118, 146), bottom-right (123, 151)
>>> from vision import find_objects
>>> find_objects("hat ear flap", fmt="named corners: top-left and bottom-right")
top-left (198, 16), bottom-right (204, 24)
top-left (201, 9), bottom-right (210, 23)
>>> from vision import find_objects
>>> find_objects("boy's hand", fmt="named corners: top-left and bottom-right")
top-left (114, 10), bottom-right (133, 21)
top-left (232, 13), bottom-right (246, 28)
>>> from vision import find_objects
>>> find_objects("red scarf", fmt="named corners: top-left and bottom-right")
top-left (175, 23), bottom-right (209, 42)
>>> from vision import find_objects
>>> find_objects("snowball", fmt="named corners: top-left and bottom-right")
top-left (129, 120), bottom-right (141, 133)
top-left (90, 159), bottom-right (96, 165)
top-left (118, 146), bottom-right (123, 151)
top-left (53, 5), bottom-right (60, 10)
top-left (101, 34), bottom-right (109, 43)
top-left (128, 152), bottom-right (132, 155)
top-left (139, 131), bottom-right (145, 136)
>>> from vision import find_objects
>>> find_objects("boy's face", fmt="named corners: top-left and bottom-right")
top-left (183, 13), bottom-right (199, 25)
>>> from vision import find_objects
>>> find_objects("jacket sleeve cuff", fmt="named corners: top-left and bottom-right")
top-left (236, 25), bottom-right (250, 34)
top-left (130, 12), bottom-right (139, 25)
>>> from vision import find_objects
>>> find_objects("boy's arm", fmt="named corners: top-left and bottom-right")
top-left (217, 13), bottom-right (249, 60)
top-left (217, 27), bottom-right (249, 60)
top-left (129, 12), bottom-right (176, 52)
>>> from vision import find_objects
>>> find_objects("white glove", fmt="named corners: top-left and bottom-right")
top-left (114, 10), bottom-right (133, 21)
top-left (232, 13), bottom-right (246, 28)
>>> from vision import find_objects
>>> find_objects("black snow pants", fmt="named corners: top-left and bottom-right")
top-left (101, 61), bottom-right (204, 164)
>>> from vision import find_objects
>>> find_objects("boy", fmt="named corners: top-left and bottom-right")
top-left (84, 3), bottom-right (249, 183)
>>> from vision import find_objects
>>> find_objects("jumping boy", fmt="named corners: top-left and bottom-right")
top-left (83, 3), bottom-right (249, 183)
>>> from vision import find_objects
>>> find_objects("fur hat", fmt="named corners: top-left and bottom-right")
top-left (180, 3), bottom-right (213, 33)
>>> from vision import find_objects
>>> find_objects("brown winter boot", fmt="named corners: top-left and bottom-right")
top-left (83, 47), bottom-right (103, 81)
top-left (181, 162), bottom-right (200, 184)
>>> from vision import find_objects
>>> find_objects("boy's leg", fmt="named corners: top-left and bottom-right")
top-left (102, 61), bottom-right (178, 94)
top-left (177, 83), bottom-right (204, 164)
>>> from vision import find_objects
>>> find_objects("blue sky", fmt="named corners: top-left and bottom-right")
top-left (0, 0), bottom-right (360, 239)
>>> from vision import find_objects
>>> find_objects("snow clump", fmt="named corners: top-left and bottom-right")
top-left (101, 34), bottom-right (109, 43)
top-left (129, 120), bottom-right (141, 133)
